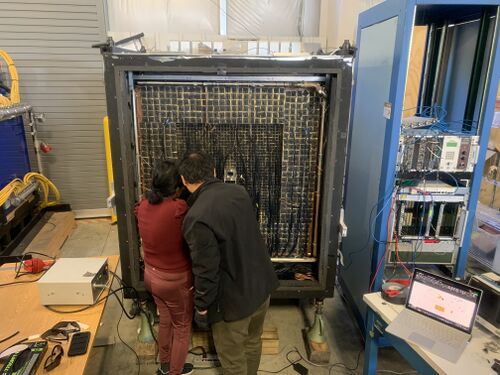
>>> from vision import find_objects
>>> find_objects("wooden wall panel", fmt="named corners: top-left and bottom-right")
top-left (403, 26), bottom-right (428, 114)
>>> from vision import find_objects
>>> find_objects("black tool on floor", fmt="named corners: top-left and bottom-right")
top-left (492, 358), bottom-right (500, 375)
top-left (292, 363), bottom-right (308, 375)
top-left (67, 332), bottom-right (91, 357)
top-left (0, 341), bottom-right (47, 375)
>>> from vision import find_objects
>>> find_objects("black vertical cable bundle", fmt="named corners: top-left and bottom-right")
top-left (138, 83), bottom-right (323, 260)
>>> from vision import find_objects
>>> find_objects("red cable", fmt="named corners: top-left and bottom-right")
top-left (369, 245), bottom-right (389, 292)
top-left (395, 234), bottom-right (412, 276)
top-left (369, 194), bottom-right (396, 292)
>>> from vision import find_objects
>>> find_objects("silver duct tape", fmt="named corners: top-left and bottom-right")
top-left (3, 181), bottom-right (39, 210)
top-left (0, 103), bottom-right (32, 122)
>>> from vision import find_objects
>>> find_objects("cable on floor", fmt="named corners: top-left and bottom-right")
top-left (116, 283), bottom-right (141, 375)
top-left (107, 269), bottom-right (164, 368)
top-left (188, 345), bottom-right (207, 356)
top-left (91, 270), bottom-right (143, 374)
top-left (257, 350), bottom-right (300, 373)
top-left (257, 345), bottom-right (360, 374)
top-left (281, 346), bottom-right (416, 375)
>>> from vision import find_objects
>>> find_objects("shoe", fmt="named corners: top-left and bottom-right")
top-left (181, 363), bottom-right (194, 375)
top-left (156, 363), bottom-right (193, 375)
top-left (156, 363), bottom-right (169, 375)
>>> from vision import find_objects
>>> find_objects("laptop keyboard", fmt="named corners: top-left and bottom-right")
top-left (403, 312), bottom-right (465, 348)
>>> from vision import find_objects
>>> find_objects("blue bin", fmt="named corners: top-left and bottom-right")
top-left (0, 114), bottom-right (31, 189)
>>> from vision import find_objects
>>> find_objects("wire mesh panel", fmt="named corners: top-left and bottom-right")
top-left (135, 82), bottom-right (325, 258)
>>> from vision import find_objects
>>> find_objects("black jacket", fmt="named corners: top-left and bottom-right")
top-left (182, 179), bottom-right (279, 323)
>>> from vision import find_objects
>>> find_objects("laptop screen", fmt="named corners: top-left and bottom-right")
top-left (406, 269), bottom-right (482, 334)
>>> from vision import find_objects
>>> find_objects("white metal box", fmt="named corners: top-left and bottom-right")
top-left (37, 257), bottom-right (109, 305)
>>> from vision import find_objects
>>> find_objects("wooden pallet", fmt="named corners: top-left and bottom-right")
top-left (23, 211), bottom-right (76, 258)
top-left (261, 326), bottom-right (279, 354)
top-left (302, 329), bottom-right (330, 364)
top-left (191, 330), bottom-right (216, 353)
top-left (192, 325), bottom-right (280, 355)
top-left (135, 341), bottom-right (157, 365)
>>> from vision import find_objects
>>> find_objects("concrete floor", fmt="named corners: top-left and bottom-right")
top-left (58, 218), bottom-right (415, 375)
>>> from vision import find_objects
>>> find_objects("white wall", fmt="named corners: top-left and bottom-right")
top-left (321, 0), bottom-right (383, 50)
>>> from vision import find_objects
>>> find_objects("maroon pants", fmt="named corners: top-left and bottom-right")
top-left (144, 265), bottom-right (194, 375)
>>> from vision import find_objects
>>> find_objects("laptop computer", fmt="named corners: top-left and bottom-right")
top-left (386, 268), bottom-right (482, 363)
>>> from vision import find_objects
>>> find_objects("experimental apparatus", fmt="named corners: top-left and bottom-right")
top-left (340, 0), bottom-right (500, 331)
top-left (98, 46), bottom-right (352, 299)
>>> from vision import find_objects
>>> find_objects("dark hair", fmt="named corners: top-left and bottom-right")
top-left (178, 151), bottom-right (215, 184)
top-left (146, 159), bottom-right (181, 204)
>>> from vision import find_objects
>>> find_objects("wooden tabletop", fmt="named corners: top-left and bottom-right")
top-left (364, 292), bottom-right (500, 375)
top-left (0, 255), bottom-right (119, 375)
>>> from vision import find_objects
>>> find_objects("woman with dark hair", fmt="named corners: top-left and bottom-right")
top-left (135, 160), bottom-right (194, 375)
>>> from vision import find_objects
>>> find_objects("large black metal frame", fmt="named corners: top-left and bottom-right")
top-left (100, 50), bottom-right (352, 299)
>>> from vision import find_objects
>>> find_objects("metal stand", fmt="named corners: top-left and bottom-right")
top-left (304, 300), bottom-right (330, 363)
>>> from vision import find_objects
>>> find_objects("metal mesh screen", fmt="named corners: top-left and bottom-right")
top-left (135, 82), bottom-right (325, 258)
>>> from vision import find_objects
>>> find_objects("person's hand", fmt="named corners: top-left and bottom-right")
top-left (194, 309), bottom-right (209, 330)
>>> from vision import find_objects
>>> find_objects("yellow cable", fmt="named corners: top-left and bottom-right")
top-left (0, 179), bottom-right (27, 206)
top-left (23, 172), bottom-right (61, 208)
top-left (0, 49), bottom-right (20, 106)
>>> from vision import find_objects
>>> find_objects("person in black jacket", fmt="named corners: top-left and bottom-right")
top-left (179, 151), bottom-right (279, 375)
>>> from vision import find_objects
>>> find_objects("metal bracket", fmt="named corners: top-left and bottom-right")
top-left (338, 208), bottom-right (348, 237)
top-left (337, 249), bottom-right (344, 266)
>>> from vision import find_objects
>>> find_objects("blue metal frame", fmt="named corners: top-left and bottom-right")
top-left (340, 0), bottom-right (500, 334)
top-left (364, 307), bottom-right (439, 375)
top-left (340, 0), bottom-right (411, 336)
top-left (369, 0), bottom-right (416, 296)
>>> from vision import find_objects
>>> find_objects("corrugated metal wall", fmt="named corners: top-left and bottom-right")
top-left (0, 0), bottom-right (108, 211)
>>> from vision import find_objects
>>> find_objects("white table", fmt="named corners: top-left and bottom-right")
top-left (363, 292), bottom-right (500, 375)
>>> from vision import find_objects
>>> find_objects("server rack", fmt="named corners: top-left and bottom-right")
top-left (339, 0), bottom-right (500, 332)
top-left (99, 49), bottom-right (352, 299)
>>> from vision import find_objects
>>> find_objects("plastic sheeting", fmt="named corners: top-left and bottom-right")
top-left (105, 0), bottom-right (381, 51)
top-left (106, 0), bottom-right (320, 38)
top-left (107, 0), bottom-right (219, 34)
top-left (226, 0), bottom-right (319, 37)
